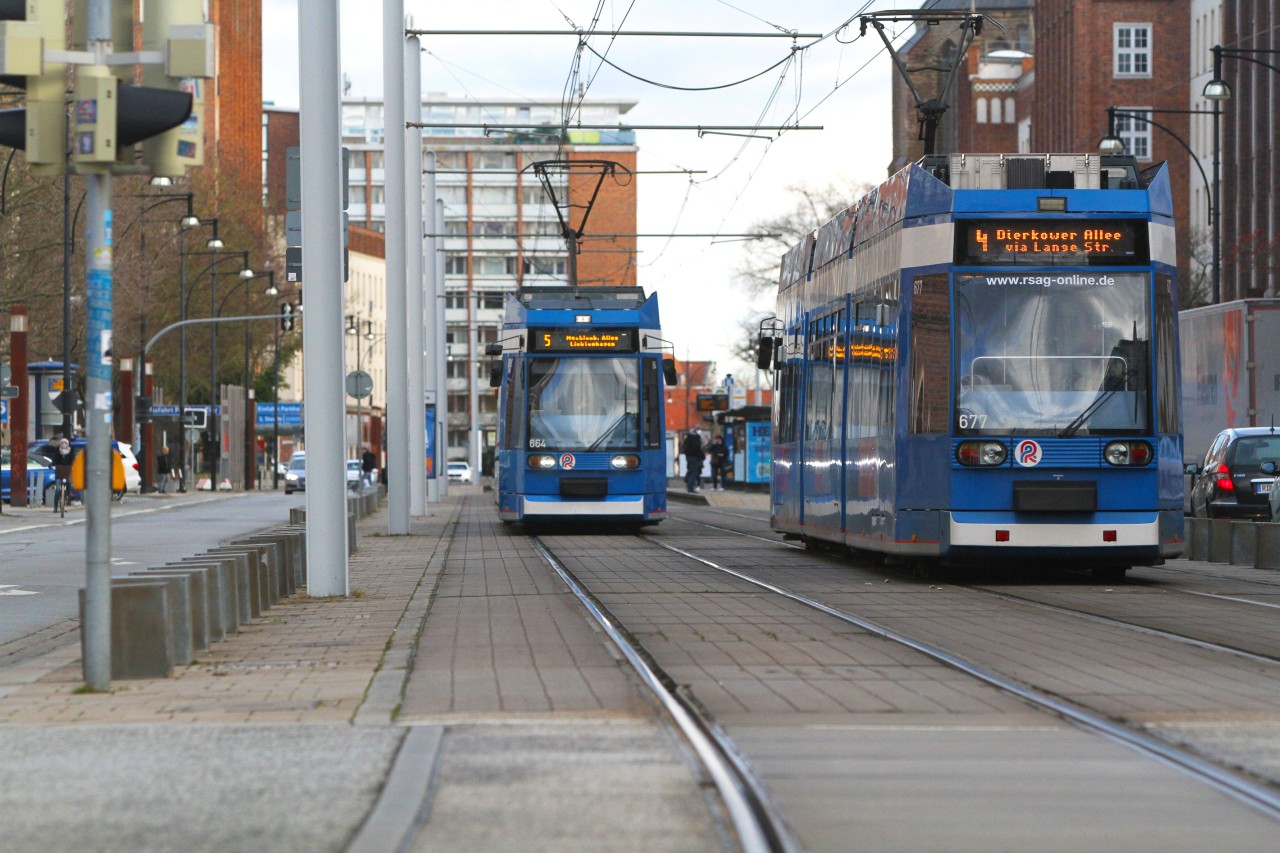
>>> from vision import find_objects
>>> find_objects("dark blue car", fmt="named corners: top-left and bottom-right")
top-left (1, 452), bottom-right (58, 504)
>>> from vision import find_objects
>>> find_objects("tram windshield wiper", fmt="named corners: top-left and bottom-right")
top-left (1057, 389), bottom-right (1118, 438)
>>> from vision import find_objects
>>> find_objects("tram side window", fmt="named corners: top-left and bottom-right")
top-left (503, 356), bottom-right (525, 450)
top-left (642, 358), bottom-right (661, 449)
top-left (1155, 274), bottom-right (1180, 435)
top-left (909, 274), bottom-right (950, 434)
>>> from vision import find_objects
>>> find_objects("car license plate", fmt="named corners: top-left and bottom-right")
top-left (1257, 481), bottom-right (1274, 494)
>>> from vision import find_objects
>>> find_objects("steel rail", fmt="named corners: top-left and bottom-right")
top-left (643, 534), bottom-right (1280, 822)
top-left (528, 536), bottom-right (798, 853)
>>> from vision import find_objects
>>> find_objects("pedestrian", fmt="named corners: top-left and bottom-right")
top-left (361, 446), bottom-right (377, 487)
top-left (708, 433), bottom-right (729, 491)
top-left (681, 428), bottom-right (705, 493)
top-left (156, 446), bottom-right (173, 493)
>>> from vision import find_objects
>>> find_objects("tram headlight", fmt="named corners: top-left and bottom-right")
top-left (610, 454), bottom-right (640, 470)
top-left (956, 441), bottom-right (1007, 467)
top-left (528, 454), bottom-right (557, 470)
top-left (1104, 440), bottom-right (1153, 466)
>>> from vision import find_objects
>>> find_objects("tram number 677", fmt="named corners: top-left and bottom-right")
top-left (958, 413), bottom-right (987, 429)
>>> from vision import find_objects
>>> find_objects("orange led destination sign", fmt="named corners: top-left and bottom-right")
top-left (957, 219), bottom-right (1145, 266)
top-left (531, 328), bottom-right (637, 353)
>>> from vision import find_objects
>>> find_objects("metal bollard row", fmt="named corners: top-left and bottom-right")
top-left (88, 521), bottom-right (310, 680)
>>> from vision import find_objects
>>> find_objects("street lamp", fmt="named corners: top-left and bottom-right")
top-left (1100, 105), bottom-right (1219, 304)
top-left (1204, 45), bottom-right (1280, 302)
top-left (345, 315), bottom-right (382, 459)
top-left (176, 218), bottom-right (223, 492)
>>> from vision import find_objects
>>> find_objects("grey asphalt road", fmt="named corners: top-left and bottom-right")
top-left (0, 492), bottom-right (302, 647)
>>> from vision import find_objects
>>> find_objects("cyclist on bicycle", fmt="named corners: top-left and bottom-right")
top-left (41, 436), bottom-right (79, 507)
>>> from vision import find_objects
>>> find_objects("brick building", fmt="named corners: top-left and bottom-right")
top-left (1032, 1), bottom-right (1193, 287)
top-left (889, 1), bottom-right (1034, 172)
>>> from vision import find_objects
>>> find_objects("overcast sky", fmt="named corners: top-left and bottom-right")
top-left (263, 1), bottom-right (926, 387)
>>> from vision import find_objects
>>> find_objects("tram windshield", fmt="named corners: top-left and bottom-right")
top-left (954, 272), bottom-right (1150, 436)
top-left (527, 357), bottom-right (640, 450)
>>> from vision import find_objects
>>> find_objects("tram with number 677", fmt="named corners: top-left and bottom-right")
top-left (490, 287), bottom-right (678, 525)
top-left (758, 154), bottom-right (1184, 579)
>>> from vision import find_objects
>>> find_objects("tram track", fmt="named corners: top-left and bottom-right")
top-left (528, 534), bottom-right (800, 853)
top-left (537, 510), bottom-right (1280, 825)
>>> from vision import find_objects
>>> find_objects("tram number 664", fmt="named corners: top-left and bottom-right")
top-left (958, 413), bottom-right (988, 429)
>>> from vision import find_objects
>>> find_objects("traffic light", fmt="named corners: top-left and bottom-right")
top-left (0, 0), bottom-right (66, 174)
top-left (140, 0), bottom-right (212, 175)
top-left (280, 303), bottom-right (296, 332)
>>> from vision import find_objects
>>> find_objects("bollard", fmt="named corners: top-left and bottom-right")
top-left (240, 535), bottom-right (293, 598)
top-left (81, 582), bottom-right (174, 680)
top-left (103, 576), bottom-right (192, 667)
top-left (348, 509), bottom-right (357, 555)
top-left (1256, 523), bottom-right (1280, 570)
top-left (1188, 517), bottom-right (1210, 561)
top-left (1209, 518), bottom-right (1233, 563)
top-left (1182, 516), bottom-right (1195, 559)
top-left (206, 546), bottom-right (266, 617)
top-left (227, 542), bottom-right (279, 606)
top-left (1231, 521), bottom-right (1260, 567)
top-left (137, 568), bottom-right (212, 651)
top-left (282, 525), bottom-right (307, 587)
top-left (171, 559), bottom-right (238, 638)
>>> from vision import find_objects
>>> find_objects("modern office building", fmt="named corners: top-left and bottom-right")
top-left (264, 95), bottom-right (640, 464)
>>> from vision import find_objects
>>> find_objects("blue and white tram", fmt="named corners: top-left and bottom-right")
top-left (492, 286), bottom-right (677, 524)
top-left (761, 154), bottom-right (1184, 573)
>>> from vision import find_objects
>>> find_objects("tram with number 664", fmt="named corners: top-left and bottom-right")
top-left (490, 287), bottom-right (678, 525)
top-left (758, 154), bottom-right (1184, 579)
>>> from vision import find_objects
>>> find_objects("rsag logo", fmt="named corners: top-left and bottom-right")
top-left (1015, 439), bottom-right (1042, 467)
top-left (560, 453), bottom-right (576, 470)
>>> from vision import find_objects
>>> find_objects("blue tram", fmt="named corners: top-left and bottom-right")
top-left (491, 287), bottom-right (677, 524)
top-left (761, 154), bottom-right (1184, 573)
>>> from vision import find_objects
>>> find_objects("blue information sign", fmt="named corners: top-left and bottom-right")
top-left (425, 404), bottom-right (436, 479)
top-left (255, 402), bottom-right (304, 429)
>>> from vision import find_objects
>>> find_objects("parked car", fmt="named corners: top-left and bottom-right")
top-left (447, 461), bottom-right (473, 484)
top-left (1, 453), bottom-right (58, 504)
top-left (1186, 426), bottom-right (1280, 519)
top-left (347, 459), bottom-right (362, 490)
top-left (284, 454), bottom-right (307, 494)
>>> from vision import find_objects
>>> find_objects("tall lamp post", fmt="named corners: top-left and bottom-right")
top-left (177, 219), bottom-right (223, 491)
top-left (213, 263), bottom-right (269, 489)
top-left (1099, 106), bottom-right (1219, 304)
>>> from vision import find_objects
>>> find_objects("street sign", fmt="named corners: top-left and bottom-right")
top-left (0, 362), bottom-right (9, 384)
top-left (255, 402), bottom-right (304, 429)
top-left (345, 370), bottom-right (373, 399)
top-left (1, 385), bottom-right (18, 398)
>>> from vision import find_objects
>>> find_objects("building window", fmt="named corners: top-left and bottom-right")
top-left (434, 151), bottom-right (466, 170)
top-left (445, 221), bottom-right (469, 237)
top-left (366, 150), bottom-right (384, 170)
top-left (990, 98), bottom-right (1002, 124)
top-left (523, 256), bottom-right (567, 276)
top-left (446, 294), bottom-right (467, 309)
top-left (474, 151), bottom-right (515, 170)
top-left (473, 186), bottom-right (516, 205)
top-left (475, 220), bottom-right (515, 237)
top-left (481, 292), bottom-right (505, 310)
top-left (1115, 24), bottom-right (1151, 78)
top-left (521, 185), bottom-right (553, 206)
top-left (475, 256), bottom-right (515, 276)
top-left (439, 185), bottom-right (468, 204)
top-left (1115, 107), bottom-right (1152, 161)
top-left (445, 255), bottom-right (468, 275)
top-left (1004, 98), bottom-right (1015, 124)
top-left (975, 98), bottom-right (987, 124)
top-left (448, 360), bottom-right (468, 378)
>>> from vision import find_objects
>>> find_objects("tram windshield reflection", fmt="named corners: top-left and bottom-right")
top-left (527, 357), bottom-right (640, 450)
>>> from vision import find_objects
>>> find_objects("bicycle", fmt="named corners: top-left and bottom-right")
top-left (51, 477), bottom-right (68, 518)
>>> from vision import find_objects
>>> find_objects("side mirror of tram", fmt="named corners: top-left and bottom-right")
top-left (662, 358), bottom-right (678, 386)
top-left (756, 335), bottom-right (774, 370)
top-left (485, 343), bottom-right (503, 356)
top-left (488, 363), bottom-right (502, 388)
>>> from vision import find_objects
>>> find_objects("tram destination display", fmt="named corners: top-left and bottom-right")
top-left (531, 329), bottom-right (638, 353)
top-left (956, 219), bottom-right (1147, 266)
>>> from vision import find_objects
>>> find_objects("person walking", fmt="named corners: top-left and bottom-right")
top-left (707, 433), bottom-right (729, 491)
top-left (156, 446), bottom-right (173, 493)
top-left (681, 428), bottom-right (704, 493)
top-left (360, 447), bottom-right (377, 488)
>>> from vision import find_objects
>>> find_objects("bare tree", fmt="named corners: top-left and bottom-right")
top-left (735, 180), bottom-right (872, 298)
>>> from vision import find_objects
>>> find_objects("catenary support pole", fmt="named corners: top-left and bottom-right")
top-left (435, 198), bottom-right (449, 497)
top-left (384, 0), bottom-right (410, 534)
top-left (406, 36), bottom-right (426, 515)
top-left (82, 0), bottom-right (114, 690)
top-left (423, 150), bottom-right (440, 502)
top-left (299, 0), bottom-right (349, 592)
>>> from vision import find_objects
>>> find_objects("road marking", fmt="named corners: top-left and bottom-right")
top-left (0, 585), bottom-right (37, 596)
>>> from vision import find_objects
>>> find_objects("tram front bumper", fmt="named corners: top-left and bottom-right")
top-left (522, 495), bottom-right (648, 517)
top-left (948, 511), bottom-right (1161, 553)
